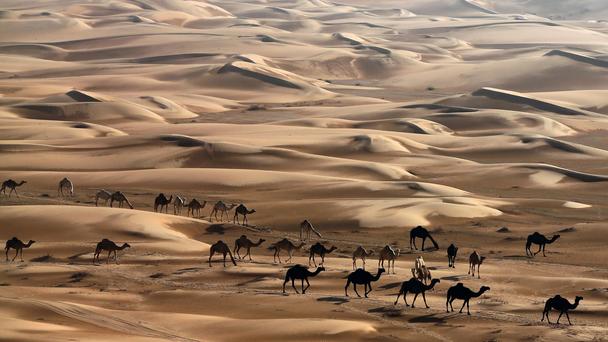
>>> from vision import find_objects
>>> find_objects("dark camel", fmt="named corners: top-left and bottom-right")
top-left (233, 235), bottom-right (265, 261)
top-left (154, 193), bottom-right (172, 213)
top-left (541, 295), bottom-right (583, 325)
top-left (233, 204), bottom-right (255, 226)
top-left (187, 199), bottom-right (206, 217)
top-left (447, 243), bottom-right (458, 268)
top-left (308, 242), bottom-right (337, 266)
top-left (5, 237), bottom-right (35, 262)
top-left (446, 283), bottom-right (490, 315)
top-left (300, 219), bottom-right (322, 241)
top-left (94, 239), bottom-right (130, 264)
top-left (526, 232), bottom-right (560, 257)
top-left (394, 278), bottom-right (441, 308)
top-left (283, 264), bottom-right (325, 294)
top-left (410, 225), bottom-right (438, 251)
top-left (208, 240), bottom-right (237, 267)
top-left (345, 268), bottom-right (385, 298)
top-left (1, 179), bottom-right (26, 198)
top-left (110, 191), bottom-right (134, 209)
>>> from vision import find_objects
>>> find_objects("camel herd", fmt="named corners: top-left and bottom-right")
top-left (1, 177), bottom-right (583, 325)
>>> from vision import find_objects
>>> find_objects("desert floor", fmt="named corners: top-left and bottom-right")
top-left (1, 0), bottom-right (608, 341)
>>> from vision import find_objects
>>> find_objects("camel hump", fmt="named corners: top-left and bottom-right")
top-left (11, 237), bottom-right (18, 241)
top-left (240, 235), bottom-right (247, 239)
top-left (455, 282), bottom-right (464, 287)
top-left (101, 238), bottom-right (111, 242)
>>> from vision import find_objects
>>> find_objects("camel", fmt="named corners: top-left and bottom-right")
top-left (447, 243), bottom-right (458, 268)
top-left (94, 239), bottom-right (130, 264)
top-left (526, 232), bottom-right (560, 257)
top-left (270, 238), bottom-right (305, 263)
top-left (446, 283), bottom-right (491, 315)
top-left (1, 179), bottom-right (27, 198)
top-left (58, 177), bottom-right (74, 197)
top-left (345, 268), bottom-right (385, 298)
top-left (468, 251), bottom-right (486, 279)
top-left (210, 201), bottom-right (236, 222)
top-left (410, 225), bottom-right (439, 251)
top-left (308, 242), bottom-right (337, 267)
top-left (208, 240), bottom-right (237, 267)
top-left (352, 246), bottom-right (374, 270)
top-left (95, 189), bottom-right (112, 206)
top-left (154, 193), bottom-right (172, 213)
top-left (300, 219), bottom-right (322, 241)
top-left (233, 235), bottom-right (265, 261)
top-left (541, 295), bottom-right (583, 325)
top-left (5, 237), bottom-right (35, 262)
top-left (394, 278), bottom-right (441, 308)
top-left (187, 199), bottom-right (206, 217)
top-left (283, 264), bottom-right (325, 294)
top-left (110, 191), bottom-right (134, 209)
top-left (174, 196), bottom-right (186, 215)
top-left (378, 245), bottom-right (400, 274)
top-left (411, 256), bottom-right (431, 285)
top-left (233, 204), bottom-right (255, 226)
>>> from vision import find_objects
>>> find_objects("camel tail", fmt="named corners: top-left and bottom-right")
top-left (428, 235), bottom-right (439, 249)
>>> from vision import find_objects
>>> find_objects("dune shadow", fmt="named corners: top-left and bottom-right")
top-left (409, 313), bottom-right (447, 324)
top-left (317, 296), bottom-right (350, 305)
top-left (379, 281), bottom-right (402, 290)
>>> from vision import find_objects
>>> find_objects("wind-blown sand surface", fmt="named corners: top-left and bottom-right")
top-left (1, 0), bottom-right (607, 341)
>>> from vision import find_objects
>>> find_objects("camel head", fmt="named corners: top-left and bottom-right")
top-left (329, 246), bottom-right (337, 253)
top-left (574, 296), bottom-right (583, 303)
top-left (19, 180), bottom-right (27, 186)
top-left (377, 268), bottom-right (386, 275)
top-left (479, 286), bottom-right (491, 294)
top-left (248, 209), bottom-right (256, 214)
top-left (258, 238), bottom-right (266, 244)
top-left (121, 243), bottom-right (131, 249)
top-left (480, 256), bottom-right (486, 263)
top-left (26, 240), bottom-right (36, 247)
top-left (429, 278), bottom-right (441, 288)
top-left (550, 234), bottom-right (561, 242)
top-left (394, 248), bottom-right (401, 257)
top-left (368, 249), bottom-right (375, 255)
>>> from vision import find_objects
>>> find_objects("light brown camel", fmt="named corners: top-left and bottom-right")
top-left (233, 204), bottom-right (256, 226)
top-left (300, 219), bottom-right (322, 241)
top-left (110, 191), bottom-right (134, 209)
top-left (210, 201), bottom-right (236, 222)
top-left (154, 193), bottom-right (172, 213)
top-left (352, 246), bottom-right (374, 270)
top-left (233, 235), bottom-right (265, 261)
top-left (94, 239), bottom-right (130, 264)
top-left (5, 237), bottom-right (35, 262)
top-left (95, 189), bottom-right (112, 206)
top-left (270, 238), bottom-right (305, 263)
top-left (174, 196), bottom-right (186, 215)
top-left (411, 256), bottom-right (431, 284)
top-left (378, 245), bottom-right (400, 274)
top-left (1, 179), bottom-right (27, 198)
top-left (187, 199), bottom-right (206, 217)
top-left (209, 240), bottom-right (237, 267)
top-left (308, 242), bottom-right (337, 267)
top-left (468, 251), bottom-right (486, 279)
top-left (58, 177), bottom-right (74, 197)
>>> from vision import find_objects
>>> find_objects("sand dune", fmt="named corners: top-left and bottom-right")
top-left (1, 0), bottom-right (608, 341)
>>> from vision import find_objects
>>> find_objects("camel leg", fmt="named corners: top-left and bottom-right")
top-left (209, 250), bottom-right (215, 267)
top-left (422, 292), bottom-right (429, 308)
top-left (365, 283), bottom-right (372, 298)
top-left (353, 284), bottom-right (361, 297)
top-left (287, 250), bottom-right (293, 263)
top-left (394, 291), bottom-right (401, 305)
top-left (466, 300), bottom-right (471, 315)
top-left (20, 248), bottom-right (24, 262)
top-left (233, 212), bottom-right (238, 224)
top-left (223, 252), bottom-right (227, 267)
top-left (542, 244), bottom-right (547, 257)
top-left (303, 278), bottom-right (310, 294)
top-left (556, 311), bottom-right (563, 324)
top-left (106, 251), bottom-right (111, 264)
top-left (5, 247), bottom-right (9, 261)
top-left (566, 312), bottom-right (572, 325)
top-left (235, 246), bottom-right (241, 259)
top-left (421, 237), bottom-right (426, 251)
top-left (477, 264), bottom-right (480, 279)
top-left (247, 248), bottom-right (252, 261)
top-left (243, 215), bottom-right (248, 226)
top-left (282, 276), bottom-right (289, 293)
top-left (459, 300), bottom-right (466, 313)
top-left (12, 249), bottom-right (19, 262)
top-left (534, 245), bottom-right (542, 256)
top-left (446, 297), bottom-right (450, 313)
top-left (449, 298), bottom-right (455, 312)
top-left (114, 250), bottom-right (119, 264)
top-left (301, 279), bottom-right (305, 294)
top-left (292, 278), bottom-right (299, 294)
top-left (411, 293), bottom-right (419, 308)
top-left (345, 280), bottom-right (350, 296)
top-left (321, 255), bottom-right (325, 266)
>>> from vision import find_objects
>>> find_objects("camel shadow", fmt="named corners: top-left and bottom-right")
top-left (368, 306), bottom-right (402, 317)
top-left (205, 224), bottom-right (226, 235)
top-left (409, 313), bottom-right (447, 324)
top-left (317, 296), bottom-right (350, 305)
top-left (441, 275), bottom-right (467, 281)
